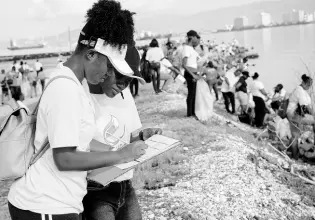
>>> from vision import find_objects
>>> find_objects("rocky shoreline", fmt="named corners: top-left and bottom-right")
top-left (134, 86), bottom-right (315, 220)
top-left (1, 84), bottom-right (315, 220)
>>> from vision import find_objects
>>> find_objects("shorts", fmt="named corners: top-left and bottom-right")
top-left (236, 91), bottom-right (248, 106)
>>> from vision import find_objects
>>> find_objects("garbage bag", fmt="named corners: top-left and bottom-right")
top-left (195, 79), bottom-right (214, 121)
top-left (274, 117), bottom-right (291, 140)
top-left (248, 93), bottom-right (255, 108)
top-left (21, 81), bottom-right (32, 99)
top-left (36, 79), bottom-right (43, 96)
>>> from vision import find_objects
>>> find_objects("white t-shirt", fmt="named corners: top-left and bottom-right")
top-left (271, 89), bottom-right (286, 101)
top-left (146, 47), bottom-right (165, 63)
top-left (182, 45), bottom-right (199, 69)
top-left (34, 62), bottom-right (42, 71)
top-left (250, 80), bottom-right (266, 100)
top-left (82, 81), bottom-right (142, 183)
top-left (160, 58), bottom-right (173, 74)
top-left (12, 72), bottom-right (23, 86)
top-left (221, 68), bottom-right (240, 93)
top-left (8, 66), bottom-right (96, 215)
top-left (287, 86), bottom-right (312, 115)
top-left (0, 73), bottom-right (5, 82)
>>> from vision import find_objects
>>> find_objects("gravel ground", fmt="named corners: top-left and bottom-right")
top-left (1, 84), bottom-right (315, 220)
top-left (138, 134), bottom-right (315, 220)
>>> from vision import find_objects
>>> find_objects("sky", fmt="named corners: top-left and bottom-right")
top-left (0, 0), bottom-right (263, 42)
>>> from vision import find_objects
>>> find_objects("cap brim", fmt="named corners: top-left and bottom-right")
top-left (107, 56), bottom-right (146, 85)
top-left (93, 38), bottom-right (146, 85)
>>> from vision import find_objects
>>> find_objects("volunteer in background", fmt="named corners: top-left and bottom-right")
top-left (250, 72), bottom-right (269, 128)
top-left (221, 66), bottom-right (241, 114)
top-left (34, 60), bottom-right (43, 76)
top-left (159, 57), bottom-right (181, 92)
top-left (235, 71), bottom-right (250, 114)
top-left (202, 61), bottom-right (220, 101)
top-left (128, 41), bottom-right (141, 97)
top-left (182, 30), bottom-right (202, 117)
top-left (146, 38), bottom-right (165, 94)
top-left (287, 74), bottom-right (314, 159)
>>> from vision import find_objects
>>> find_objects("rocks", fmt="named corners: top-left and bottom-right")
top-left (138, 132), bottom-right (315, 220)
top-left (175, 181), bottom-right (192, 189)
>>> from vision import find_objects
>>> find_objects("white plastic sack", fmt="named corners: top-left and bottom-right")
top-left (195, 79), bottom-right (214, 121)
top-left (274, 117), bottom-right (292, 140)
top-left (36, 79), bottom-right (43, 96)
top-left (248, 93), bottom-right (255, 108)
top-left (21, 81), bottom-right (32, 99)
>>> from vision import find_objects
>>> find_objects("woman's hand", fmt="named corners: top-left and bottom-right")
top-left (118, 141), bottom-right (149, 163)
top-left (140, 128), bottom-right (163, 141)
top-left (193, 75), bottom-right (203, 82)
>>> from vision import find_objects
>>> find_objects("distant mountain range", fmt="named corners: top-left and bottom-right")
top-left (0, 0), bottom-right (314, 50)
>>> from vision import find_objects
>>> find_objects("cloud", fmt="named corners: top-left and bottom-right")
top-left (27, 1), bottom-right (56, 21)
top-left (32, 0), bottom-right (44, 3)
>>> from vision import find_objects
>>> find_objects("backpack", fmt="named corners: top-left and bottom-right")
top-left (141, 59), bottom-right (152, 83)
top-left (0, 75), bottom-right (77, 181)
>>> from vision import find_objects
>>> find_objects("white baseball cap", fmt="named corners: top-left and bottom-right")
top-left (79, 21), bottom-right (145, 84)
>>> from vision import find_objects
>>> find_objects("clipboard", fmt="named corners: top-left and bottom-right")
top-left (87, 135), bottom-right (181, 190)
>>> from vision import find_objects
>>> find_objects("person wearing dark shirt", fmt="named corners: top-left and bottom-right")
top-left (126, 41), bottom-right (142, 97)
top-left (235, 71), bottom-right (249, 113)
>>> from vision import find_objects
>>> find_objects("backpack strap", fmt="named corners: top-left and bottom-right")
top-left (29, 75), bottom-right (79, 166)
top-left (32, 75), bottom-right (78, 115)
top-left (7, 98), bottom-right (20, 111)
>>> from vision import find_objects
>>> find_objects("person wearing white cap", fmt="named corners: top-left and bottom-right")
top-left (83, 40), bottom-right (162, 220)
top-left (182, 30), bottom-right (203, 117)
top-left (7, 1), bottom-right (147, 220)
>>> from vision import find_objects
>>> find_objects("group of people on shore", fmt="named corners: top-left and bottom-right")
top-left (2, 1), bottom-right (315, 220)
top-left (141, 28), bottom-right (315, 161)
top-left (0, 59), bottom-right (44, 105)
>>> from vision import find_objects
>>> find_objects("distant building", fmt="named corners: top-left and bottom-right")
top-left (292, 10), bottom-right (305, 23)
top-left (305, 14), bottom-right (314, 22)
top-left (282, 12), bottom-right (292, 24)
top-left (233, 16), bottom-right (249, 30)
top-left (259, 12), bottom-right (272, 26)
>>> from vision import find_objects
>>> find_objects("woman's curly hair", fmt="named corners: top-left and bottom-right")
top-left (86, 0), bottom-right (135, 49)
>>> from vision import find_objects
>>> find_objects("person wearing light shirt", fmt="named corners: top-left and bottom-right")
top-left (146, 38), bottom-right (165, 94)
top-left (182, 30), bottom-right (203, 117)
top-left (268, 84), bottom-right (287, 112)
top-left (221, 67), bottom-right (241, 114)
top-left (249, 72), bottom-right (269, 128)
top-left (83, 42), bottom-right (162, 220)
top-left (34, 60), bottom-right (43, 75)
top-left (287, 74), bottom-right (314, 159)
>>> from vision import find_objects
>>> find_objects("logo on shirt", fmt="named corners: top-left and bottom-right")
top-left (102, 115), bottom-right (126, 150)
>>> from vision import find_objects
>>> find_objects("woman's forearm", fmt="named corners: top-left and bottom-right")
top-left (169, 67), bottom-right (181, 77)
top-left (130, 133), bottom-right (141, 143)
top-left (260, 89), bottom-right (268, 96)
top-left (53, 147), bottom-right (126, 171)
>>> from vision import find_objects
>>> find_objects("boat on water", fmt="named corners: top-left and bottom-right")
top-left (7, 39), bottom-right (45, 51)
